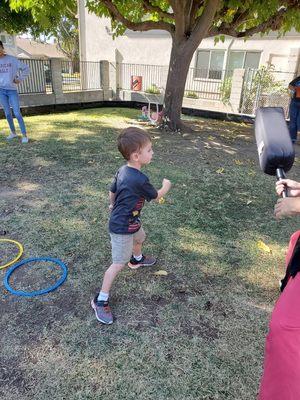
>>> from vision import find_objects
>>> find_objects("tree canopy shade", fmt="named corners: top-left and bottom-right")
top-left (6, 0), bottom-right (300, 129)
top-left (0, 1), bottom-right (36, 35)
top-left (1, 0), bottom-right (79, 61)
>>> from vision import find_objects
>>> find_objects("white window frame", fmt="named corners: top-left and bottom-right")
top-left (226, 50), bottom-right (262, 72)
top-left (194, 49), bottom-right (226, 81)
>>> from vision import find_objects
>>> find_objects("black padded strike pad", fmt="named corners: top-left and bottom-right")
top-left (255, 107), bottom-right (295, 176)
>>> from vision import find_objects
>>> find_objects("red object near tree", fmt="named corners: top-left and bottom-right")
top-left (131, 76), bottom-right (142, 91)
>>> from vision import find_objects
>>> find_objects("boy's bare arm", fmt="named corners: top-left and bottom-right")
top-left (109, 191), bottom-right (116, 211)
top-left (156, 179), bottom-right (171, 201)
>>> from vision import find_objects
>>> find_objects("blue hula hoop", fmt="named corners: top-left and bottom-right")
top-left (4, 257), bottom-right (68, 297)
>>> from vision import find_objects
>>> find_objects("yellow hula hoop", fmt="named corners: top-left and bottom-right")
top-left (0, 239), bottom-right (24, 270)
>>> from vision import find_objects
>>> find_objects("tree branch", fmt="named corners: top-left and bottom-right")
top-left (173, 0), bottom-right (187, 40)
top-left (208, 6), bottom-right (250, 37)
top-left (185, 0), bottom-right (204, 33)
top-left (231, 10), bottom-right (249, 27)
top-left (209, 7), bottom-right (289, 38)
top-left (101, 0), bottom-right (174, 35)
top-left (190, 0), bottom-right (205, 23)
top-left (142, 0), bottom-right (175, 20)
top-left (66, 5), bottom-right (77, 19)
top-left (189, 0), bottom-right (221, 47)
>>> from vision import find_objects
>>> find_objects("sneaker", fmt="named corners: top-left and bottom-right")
top-left (128, 254), bottom-right (156, 269)
top-left (21, 136), bottom-right (29, 144)
top-left (91, 296), bottom-right (113, 324)
top-left (6, 133), bottom-right (18, 140)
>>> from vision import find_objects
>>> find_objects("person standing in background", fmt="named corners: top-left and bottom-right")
top-left (0, 40), bottom-right (30, 143)
top-left (288, 74), bottom-right (300, 144)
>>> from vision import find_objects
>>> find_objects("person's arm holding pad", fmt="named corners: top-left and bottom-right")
top-left (275, 179), bottom-right (300, 219)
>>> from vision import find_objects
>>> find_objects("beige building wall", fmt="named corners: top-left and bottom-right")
top-left (81, 14), bottom-right (172, 64)
top-left (79, 4), bottom-right (300, 74)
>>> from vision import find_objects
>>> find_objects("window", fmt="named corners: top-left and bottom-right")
top-left (227, 51), bottom-right (261, 74)
top-left (195, 50), bottom-right (225, 80)
top-left (244, 52), bottom-right (261, 69)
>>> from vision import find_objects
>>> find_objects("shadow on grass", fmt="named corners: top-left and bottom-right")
top-left (0, 107), bottom-right (298, 399)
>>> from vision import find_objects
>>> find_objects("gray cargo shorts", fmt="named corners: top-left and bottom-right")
top-left (110, 227), bottom-right (145, 264)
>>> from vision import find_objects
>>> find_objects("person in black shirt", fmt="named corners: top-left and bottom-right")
top-left (91, 127), bottom-right (171, 324)
top-left (288, 75), bottom-right (300, 143)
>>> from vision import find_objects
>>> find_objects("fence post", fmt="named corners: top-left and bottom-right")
top-left (229, 68), bottom-right (245, 113)
top-left (50, 58), bottom-right (64, 103)
top-left (100, 60), bottom-right (110, 100)
top-left (114, 49), bottom-right (123, 100)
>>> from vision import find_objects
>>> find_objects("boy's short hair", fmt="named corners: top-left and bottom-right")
top-left (117, 127), bottom-right (151, 160)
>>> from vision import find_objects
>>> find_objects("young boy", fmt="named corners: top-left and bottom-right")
top-left (91, 127), bottom-right (171, 324)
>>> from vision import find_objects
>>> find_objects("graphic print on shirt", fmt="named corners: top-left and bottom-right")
top-left (128, 197), bottom-right (145, 233)
top-left (0, 63), bottom-right (12, 73)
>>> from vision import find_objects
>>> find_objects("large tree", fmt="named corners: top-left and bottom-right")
top-left (2, 0), bottom-right (78, 61)
top-left (0, 1), bottom-right (36, 35)
top-left (7, 0), bottom-right (300, 129)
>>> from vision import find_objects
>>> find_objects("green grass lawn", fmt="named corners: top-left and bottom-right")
top-left (0, 107), bottom-right (300, 399)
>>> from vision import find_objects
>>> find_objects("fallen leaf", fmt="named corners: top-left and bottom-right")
top-left (216, 168), bottom-right (224, 174)
top-left (246, 200), bottom-right (252, 205)
top-left (234, 159), bottom-right (243, 165)
top-left (208, 135), bottom-right (214, 140)
top-left (257, 240), bottom-right (271, 253)
top-left (154, 270), bottom-right (168, 276)
top-left (159, 197), bottom-right (165, 204)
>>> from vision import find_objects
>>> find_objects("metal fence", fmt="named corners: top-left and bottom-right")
top-left (61, 61), bottom-right (102, 92)
top-left (240, 68), bottom-right (295, 116)
top-left (16, 59), bottom-right (103, 94)
top-left (119, 63), bottom-right (168, 93)
top-left (119, 63), bottom-right (233, 101)
top-left (120, 62), bottom-right (296, 115)
top-left (15, 58), bottom-right (297, 118)
top-left (185, 68), bottom-right (232, 100)
top-left (18, 59), bottom-right (52, 94)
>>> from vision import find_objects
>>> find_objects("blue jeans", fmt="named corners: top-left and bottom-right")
top-left (289, 99), bottom-right (300, 142)
top-left (0, 88), bottom-right (26, 135)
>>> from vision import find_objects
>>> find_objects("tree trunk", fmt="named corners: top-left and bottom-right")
top-left (163, 40), bottom-right (197, 131)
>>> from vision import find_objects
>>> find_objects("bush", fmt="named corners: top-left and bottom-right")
top-left (220, 64), bottom-right (288, 111)
top-left (242, 64), bottom-right (287, 113)
top-left (220, 77), bottom-right (232, 105)
top-left (145, 84), bottom-right (161, 94)
top-left (185, 91), bottom-right (199, 99)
